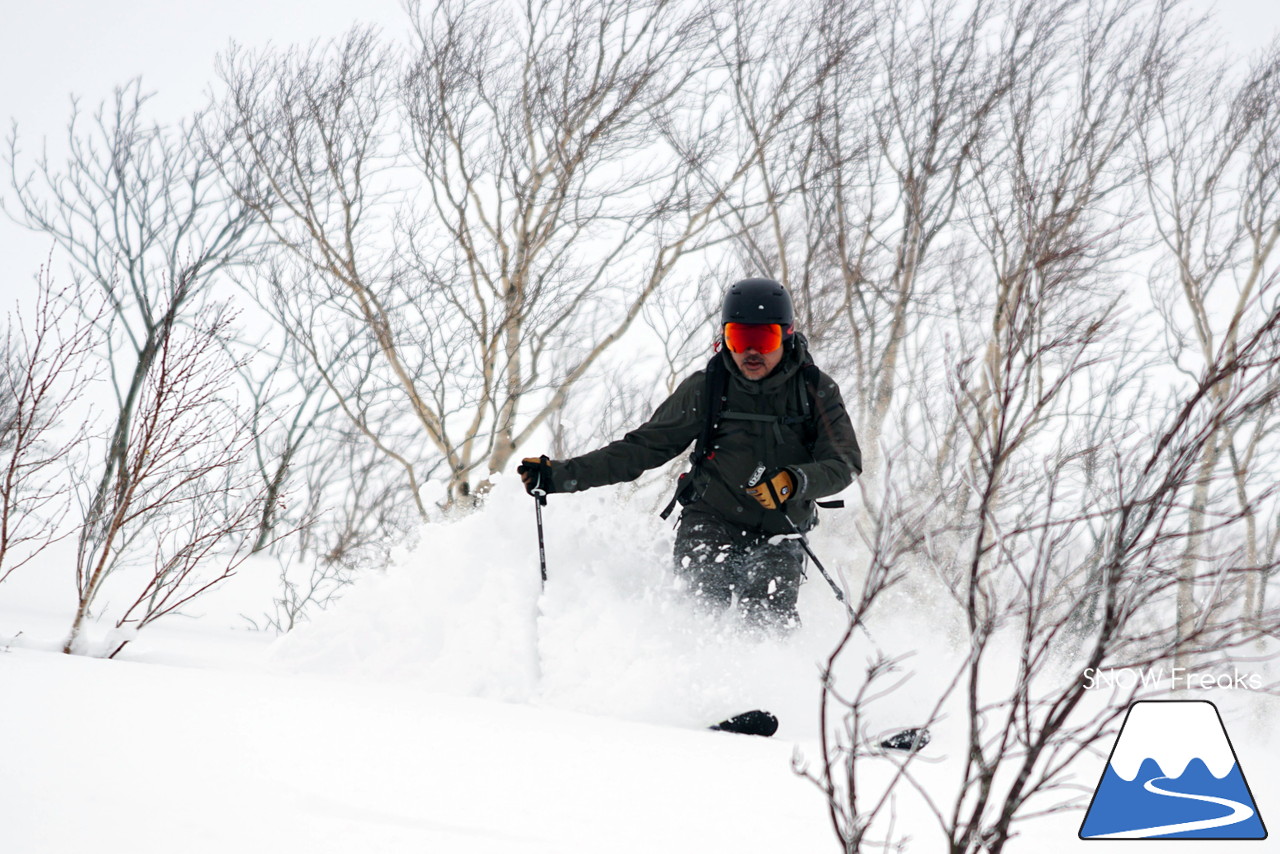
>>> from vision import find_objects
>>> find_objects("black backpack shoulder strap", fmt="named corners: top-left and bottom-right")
top-left (799, 362), bottom-right (818, 422)
top-left (792, 359), bottom-right (820, 441)
top-left (691, 353), bottom-right (728, 464)
top-left (798, 360), bottom-right (845, 510)
top-left (660, 354), bottom-right (727, 520)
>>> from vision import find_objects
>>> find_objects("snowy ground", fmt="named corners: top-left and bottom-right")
top-left (3, 641), bottom-right (837, 853)
top-left (2, 476), bottom-right (1275, 853)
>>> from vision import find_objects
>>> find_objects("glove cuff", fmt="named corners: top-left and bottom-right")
top-left (785, 466), bottom-right (807, 501)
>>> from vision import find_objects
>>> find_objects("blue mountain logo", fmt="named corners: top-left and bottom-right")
top-left (1080, 700), bottom-right (1267, 839)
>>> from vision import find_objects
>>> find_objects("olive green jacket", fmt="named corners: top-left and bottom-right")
top-left (549, 338), bottom-right (861, 534)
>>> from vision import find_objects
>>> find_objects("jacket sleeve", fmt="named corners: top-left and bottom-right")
top-left (550, 372), bottom-right (704, 493)
top-left (789, 370), bottom-right (862, 500)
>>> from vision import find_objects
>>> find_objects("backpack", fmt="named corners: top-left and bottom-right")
top-left (659, 344), bottom-right (843, 520)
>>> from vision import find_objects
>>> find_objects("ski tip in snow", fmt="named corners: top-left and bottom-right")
top-left (877, 727), bottom-right (930, 752)
top-left (710, 710), bottom-right (779, 737)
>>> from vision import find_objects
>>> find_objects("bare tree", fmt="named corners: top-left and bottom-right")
top-left (1232, 400), bottom-right (1279, 629)
top-left (65, 300), bottom-right (278, 657)
top-left (726, 0), bottom-right (1020, 497)
top-left (0, 270), bottom-right (102, 583)
top-left (944, 0), bottom-right (1176, 526)
top-left (209, 0), bottom-right (810, 511)
top-left (803, 204), bottom-right (1280, 854)
top-left (797, 4), bottom-right (1280, 852)
top-left (711, 0), bottom-right (875, 286)
top-left (794, 467), bottom-right (940, 853)
top-left (5, 80), bottom-right (263, 617)
top-left (228, 280), bottom-right (356, 622)
top-left (1140, 40), bottom-right (1280, 663)
top-left (4, 82), bottom-right (285, 652)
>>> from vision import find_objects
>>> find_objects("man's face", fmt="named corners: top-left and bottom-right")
top-left (725, 323), bottom-right (785, 380)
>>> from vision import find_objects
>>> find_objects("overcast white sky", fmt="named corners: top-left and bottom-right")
top-left (1, 0), bottom-right (1278, 296)
top-left (0, 0), bottom-right (407, 289)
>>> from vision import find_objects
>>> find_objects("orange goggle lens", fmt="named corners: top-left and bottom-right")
top-left (724, 323), bottom-right (784, 354)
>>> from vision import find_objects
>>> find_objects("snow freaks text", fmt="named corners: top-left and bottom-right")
top-left (1082, 668), bottom-right (1264, 692)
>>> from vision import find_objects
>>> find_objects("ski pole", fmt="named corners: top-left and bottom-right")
top-left (781, 516), bottom-right (882, 645)
top-left (532, 488), bottom-right (547, 586)
top-left (779, 514), bottom-right (847, 607)
top-left (781, 515), bottom-right (883, 645)
top-left (747, 466), bottom-right (847, 604)
top-left (530, 456), bottom-right (549, 586)
top-left (747, 465), bottom-right (875, 641)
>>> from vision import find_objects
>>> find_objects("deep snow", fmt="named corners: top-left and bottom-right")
top-left (2, 644), bottom-right (837, 853)
top-left (267, 473), bottom-right (936, 738)
top-left (2, 475), bottom-right (1276, 853)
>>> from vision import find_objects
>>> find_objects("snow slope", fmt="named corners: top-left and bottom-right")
top-left (0, 475), bottom-right (905, 854)
top-left (1, 645), bottom-right (834, 854)
top-left (3, 476), bottom-right (1276, 853)
top-left (267, 474), bottom-right (940, 739)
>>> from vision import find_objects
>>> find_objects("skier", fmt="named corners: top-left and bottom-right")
top-left (517, 278), bottom-right (860, 632)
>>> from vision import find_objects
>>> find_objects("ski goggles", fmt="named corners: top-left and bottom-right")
top-left (724, 322), bottom-right (786, 354)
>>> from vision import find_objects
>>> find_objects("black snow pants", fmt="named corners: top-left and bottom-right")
top-left (673, 509), bottom-right (806, 632)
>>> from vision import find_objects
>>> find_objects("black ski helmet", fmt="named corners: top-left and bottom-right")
top-left (721, 277), bottom-right (794, 330)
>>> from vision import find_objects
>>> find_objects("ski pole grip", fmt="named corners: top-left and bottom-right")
top-left (530, 455), bottom-right (551, 505)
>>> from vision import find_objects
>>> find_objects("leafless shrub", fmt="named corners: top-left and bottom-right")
top-left (796, 4), bottom-right (1280, 853)
top-left (4, 81), bottom-right (285, 652)
top-left (0, 270), bottom-right (103, 583)
top-left (207, 0), bottom-right (824, 512)
top-left (1140, 38), bottom-right (1280, 660)
top-left (64, 301), bottom-right (280, 657)
top-left (806, 224), bottom-right (1280, 854)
